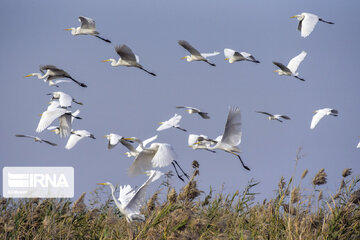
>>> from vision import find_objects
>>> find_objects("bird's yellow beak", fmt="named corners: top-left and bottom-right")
top-left (123, 137), bottom-right (134, 141)
top-left (194, 141), bottom-right (201, 145)
top-left (181, 56), bottom-right (187, 59)
top-left (97, 183), bottom-right (106, 185)
top-left (64, 28), bottom-right (72, 31)
top-left (103, 135), bottom-right (108, 138)
top-left (24, 74), bottom-right (33, 77)
top-left (158, 122), bottom-right (163, 125)
top-left (38, 113), bottom-right (43, 117)
top-left (290, 16), bottom-right (297, 18)
top-left (274, 70), bottom-right (278, 72)
top-left (51, 129), bottom-right (56, 132)
top-left (224, 58), bottom-right (229, 61)
top-left (102, 59), bottom-right (111, 62)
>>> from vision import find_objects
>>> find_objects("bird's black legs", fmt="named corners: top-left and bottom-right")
top-left (294, 76), bottom-right (305, 81)
top-left (205, 149), bottom-right (216, 153)
top-left (173, 160), bottom-right (190, 180)
top-left (139, 67), bottom-right (156, 76)
top-left (319, 18), bottom-right (334, 24)
top-left (72, 99), bottom-right (83, 105)
top-left (172, 162), bottom-right (184, 182)
top-left (230, 152), bottom-right (250, 171)
top-left (175, 127), bottom-right (187, 132)
top-left (94, 35), bottom-right (112, 43)
top-left (276, 119), bottom-right (283, 123)
top-left (69, 77), bottom-right (87, 88)
top-left (205, 60), bottom-right (216, 67)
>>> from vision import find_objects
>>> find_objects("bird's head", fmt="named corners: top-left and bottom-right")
top-left (51, 128), bottom-right (60, 135)
top-left (64, 28), bottom-right (76, 34)
top-left (290, 15), bottom-right (303, 21)
top-left (313, 110), bottom-right (319, 114)
top-left (181, 56), bottom-right (191, 62)
top-left (103, 134), bottom-right (110, 139)
top-left (97, 182), bottom-right (111, 186)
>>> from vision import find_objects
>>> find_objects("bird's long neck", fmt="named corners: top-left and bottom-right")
top-left (33, 72), bottom-right (48, 79)
top-left (108, 59), bottom-right (117, 66)
top-left (109, 183), bottom-right (123, 211)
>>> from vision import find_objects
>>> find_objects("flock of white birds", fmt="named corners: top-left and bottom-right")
top-left (14, 12), bottom-right (357, 222)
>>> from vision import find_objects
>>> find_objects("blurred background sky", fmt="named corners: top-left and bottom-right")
top-left (1, 0), bottom-right (359, 201)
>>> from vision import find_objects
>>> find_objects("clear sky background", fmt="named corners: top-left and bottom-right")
top-left (1, 0), bottom-right (359, 201)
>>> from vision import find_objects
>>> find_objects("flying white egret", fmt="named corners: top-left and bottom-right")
top-left (65, 16), bottom-right (111, 43)
top-left (104, 133), bottom-right (126, 150)
top-left (123, 137), bottom-right (189, 181)
top-left (122, 135), bottom-right (158, 158)
top-left (224, 48), bottom-right (260, 64)
top-left (157, 114), bottom-right (186, 132)
top-left (65, 130), bottom-right (95, 150)
top-left (178, 40), bottom-right (219, 66)
top-left (103, 45), bottom-right (156, 76)
top-left (47, 91), bottom-right (83, 108)
top-left (15, 134), bottom-right (57, 146)
top-left (256, 111), bottom-right (291, 122)
top-left (195, 107), bottom-right (250, 171)
top-left (310, 108), bottom-right (338, 129)
top-left (36, 108), bottom-right (82, 135)
top-left (290, 13), bottom-right (334, 38)
top-left (176, 106), bottom-right (210, 119)
top-left (47, 109), bottom-right (81, 137)
top-left (273, 51), bottom-right (307, 81)
top-left (25, 65), bottom-right (87, 88)
top-left (188, 134), bottom-right (216, 153)
top-left (97, 170), bottom-right (163, 222)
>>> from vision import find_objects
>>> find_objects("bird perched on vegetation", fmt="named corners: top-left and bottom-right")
top-left (15, 134), bottom-right (57, 146)
top-left (65, 130), bottom-right (95, 150)
top-left (310, 108), bottom-right (338, 129)
top-left (178, 40), bottom-right (219, 66)
top-left (273, 51), bottom-right (307, 81)
top-left (224, 48), bottom-right (260, 64)
top-left (103, 45), bottom-right (156, 76)
top-left (25, 65), bottom-right (87, 88)
top-left (176, 106), bottom-right (210, 119)
top-left (65, 16), bottom-right (111, 43)
top-left (290, 13), bottom-right (334, 38)
top-left (256, 111), bottom-right (291, 122)
top-left (97, 170), bottom-right (163, 222)
top-left (157, 114), bottom-right (186, 132)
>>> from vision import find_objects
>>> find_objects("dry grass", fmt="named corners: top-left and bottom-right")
top-left (1, 165), bottom-right (359, 240)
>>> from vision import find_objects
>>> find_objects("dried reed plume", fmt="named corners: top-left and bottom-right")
top-left (312, 168), bottom-right (327, 186)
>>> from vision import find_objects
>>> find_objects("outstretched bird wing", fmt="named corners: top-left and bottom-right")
top-left (78, 16), bottom-right (96, 30)
top-left (178, 40), bottom-right (202, 57)
top-left (115, 45), bottom-right (137, 62)
top-left (221, 107), bottom-right (242, 147)
top-left (287, 51), bottom-right (307, 74)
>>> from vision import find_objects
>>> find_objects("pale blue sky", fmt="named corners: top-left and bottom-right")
top-left (1, 0), bottom-right (359, 200)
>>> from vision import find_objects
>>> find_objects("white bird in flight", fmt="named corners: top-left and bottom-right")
top-left (176, 106), bottom-right (210, 119)
top-left (15, 134), bottom-right (57, 146)
top-left (188, 134), bottom-right (216, 153)
top-left (65, 130), bottom-right (96, 150)
top-left (25, 65), bottom-right (87, 88)
top-left (178, 40), bottom-right (219, 67)
top-left (157, 114), bottom-right (187, 132)
top-left (195, 107), bottom-right (250, 171)
top-left (104, 133), bottom-right (127, 150)
top-left (310, 108), bottom-right (338, 129)
top-left (103, 45), bottom-right (156, 76)
top-left (36, 108), bottom-right (82, 136)
top-left (97, 170), bottom-right (163, 222)
top-left (224, 48), bottom-right (260, 64)
top-left (357, 139), bottom-right (360, 148)
top-left (47, 109), bottom-right (81, 137)
top-left (122, 135), bottom-right (158, 158)
top-left (273, 51), bottom-right (307, 81)
top-left (123, 137), bottom-right (189, 181)
top-left (290, 13), bottom-right (334, 38)
top-left (65, 16), bottom-right (111, 43)
top-left (256, 111), bottom-right (291, 123)
top-left (47, 91), bottom-right (83, 108)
